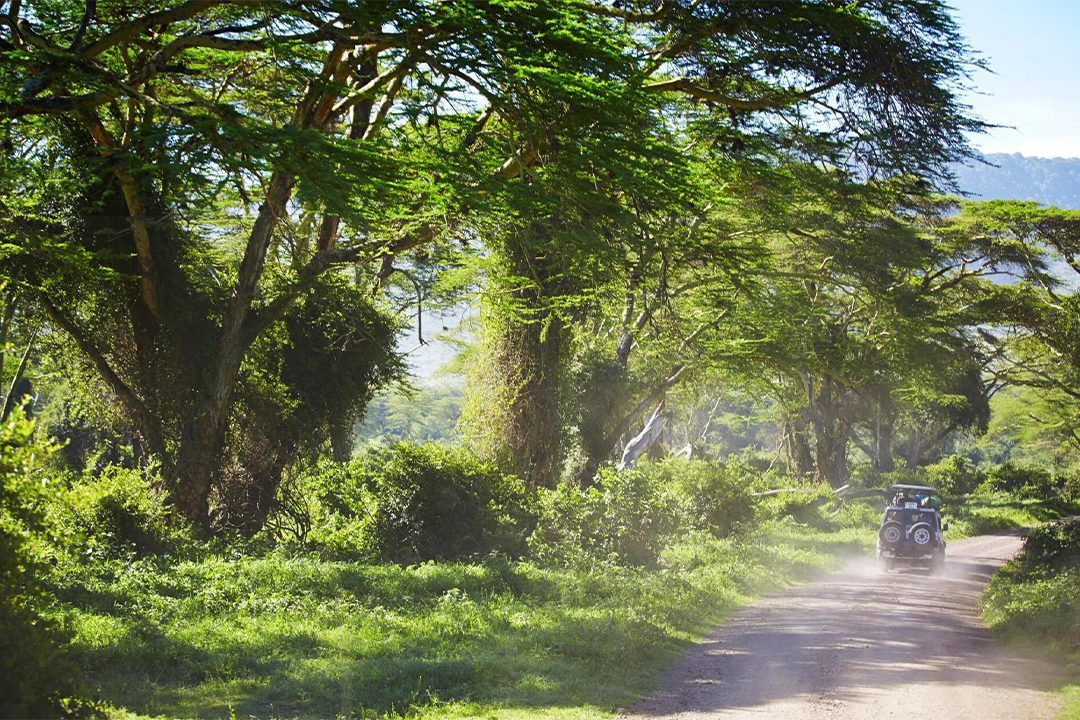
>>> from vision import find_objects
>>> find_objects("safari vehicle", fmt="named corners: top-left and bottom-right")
top-left (876, 484), bottom-right (947, 572)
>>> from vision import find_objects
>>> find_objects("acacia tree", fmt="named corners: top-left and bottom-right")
top-left (0, 0), bottom-right (660, 531)
top-left (949, 201), bottom-right (1080, 457)
top-left (692, 188), bottom-right (1056, 484)
top-left (463, 0), bottom-right (986, 486)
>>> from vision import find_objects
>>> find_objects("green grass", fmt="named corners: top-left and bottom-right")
top-left (59, 487), bottom-right (1073, 720)
top-left (53, 521), bottom-right (870, 720)
top-left (1060, 685), bottom-right (1080, 720)
top-left (943, 491), bottom-right (1076, 540)
top-left (980, 520), bottom-right (1080, 720)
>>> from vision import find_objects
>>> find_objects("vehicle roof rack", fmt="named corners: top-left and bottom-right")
top-left (887, 484), bottom-right (938, 494)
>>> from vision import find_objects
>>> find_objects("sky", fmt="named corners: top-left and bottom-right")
top-left (949, 0), bottom-right (1080, 158)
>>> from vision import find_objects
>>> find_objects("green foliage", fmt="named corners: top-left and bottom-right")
top-left (1063, 466), bottom-right (1080, 504)
top-left (1021, 521), bottom-right (1080, 570)
top-left (664, 459), bottom-right (759, 536)
top-left (982, 521), bottom-right (1080, 665)
top-left (292, 443), bottom-right (535, 562)
top-left (358, 385), bottom-right (464, 444)
top-left (757, 482), bottom-right (836, 528)
top-left (0, 410), bottom-right (82, 718)
top-left (982, 461), bottom-right (1063, 501)
top-left (923, 454), bottom-right (985, 496)
top-left (530, 459), bottom-right (761, 567)
top-left (61, 466), bottom-right (191, 561)
top-left (277, 277), bottom-right (406, 452)
top-left (55, 520), bottom-right (859, 720)
top-left (530, 464), bottom-right (682, 567)
top-left (944, 490), bottom-right (1076, 539)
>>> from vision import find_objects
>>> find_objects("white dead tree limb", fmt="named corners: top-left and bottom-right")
top-left (618, 402), bottom-right (668, 470)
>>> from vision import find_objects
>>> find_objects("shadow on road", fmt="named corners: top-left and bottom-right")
top-left (626, 533), bottom-right (1067, 718)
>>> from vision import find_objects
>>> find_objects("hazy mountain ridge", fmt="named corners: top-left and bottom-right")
top-left (954, 152), bottom-right (1080, 209)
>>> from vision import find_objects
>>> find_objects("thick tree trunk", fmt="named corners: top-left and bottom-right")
top-left (471, 225), bottom-right (569, 488)
top-left (490, 306), bottom-right (566, 488)
top-left (808, 373), bottom-right (849, 487)
top-left (873, 406), bottom-right (895, 472)
top-left (330, 420), bottom-right (354, 463)
top-left (173, 408), bottom-right (227, 531)
top-left (815, 428), bottom-right (849, 486)
top-left (784, 412), bottom-right (815, 476)
top-left (906, 426), bottom-right (923, 470)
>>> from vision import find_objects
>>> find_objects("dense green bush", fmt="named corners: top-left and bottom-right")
top-left (757, 481), bottom-right (834, 527)
top-left (530, 463), bottom-right (681, 566)
top-left (62, 466), bottom-right (188, 559)
top-left (295, 443), bottom-right (535, 562)
top-left (1061, 466), bottom-right (1080, 504)
top-left (663, 458), bottom-right (759, 536)
top-left (982, 520), bottom-right (1080, 661)
top-left (1021, 521), bottom-right (1080, 570)
top-left (982, 462), bottom-right (1061, 500)
top-left (923, 455), bottom-right (984, 496)
top-left (0, 410), bottom-right (83, 718)
top-left (530, 458), bottom-right (760, 566)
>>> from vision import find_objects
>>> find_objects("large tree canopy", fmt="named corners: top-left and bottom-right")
top-left (0, 0), bottom-right (985, 528)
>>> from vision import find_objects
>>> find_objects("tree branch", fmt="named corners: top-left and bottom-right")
top-left (37, 296), bottom-right (155, 432)
top-left (0, 322), bottom-right (37, 422)
top-left (645, 76), bottom-right (846, 111)
top-left (576, 0), bottom-right (670, 22)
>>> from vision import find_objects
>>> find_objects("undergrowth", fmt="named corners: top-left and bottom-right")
top-left (981, 520), bottom-right (1080, 720)
top-left (20, 435), bottom-right (1076, 720)
top-left (944, 490), bottom-right (1076, 540)
top-left (55, 520), bottom-right (868, 719)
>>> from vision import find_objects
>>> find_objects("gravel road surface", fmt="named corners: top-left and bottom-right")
top-left (624, 532), bottom-right (1066, 720)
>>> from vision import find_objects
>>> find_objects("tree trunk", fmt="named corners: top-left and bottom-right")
top-left (808, 373), bottom-right (849, 487)
top-left (873, 404), bottom-right (895, 472)
top-left (489, 305), bottom-right (566, 488)
top-left (330, 420), bottom-right (354, 463)
top-left (784, 412), bottom-right (815, 476)
top-left (906, 426), bottom-right (923, 470)
top-left (172, 407), bottom-right (227, 532)
top-left (468, 225), bottom-right (569, 488)
top-left (618, 402), bottom-right (668, 470)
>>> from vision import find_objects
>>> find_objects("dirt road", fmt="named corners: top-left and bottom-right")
top-left (625, 532), bottom-right (1066, 720)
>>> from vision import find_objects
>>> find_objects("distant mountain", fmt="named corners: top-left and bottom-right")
top-left (953, 153), bottom-right (1080, 209)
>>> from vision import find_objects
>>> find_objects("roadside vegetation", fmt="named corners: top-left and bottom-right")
top-left (6, 408), bottom-right (1078, 719)
top-left (982, 520), bottom-right (1080, 720)
top-left (9, 416), bottom-right (878, 719)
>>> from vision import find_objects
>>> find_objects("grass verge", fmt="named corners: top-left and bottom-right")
top-left (980, 519), bottom-right (1080, 720)
top-left (944, 491), bottom-right (1076, 540)
top-left (56, 520), bottom-right (870, 720)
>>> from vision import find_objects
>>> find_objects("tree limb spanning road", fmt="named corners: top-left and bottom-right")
top-left (625, 533), bottom-right (1065, 720)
